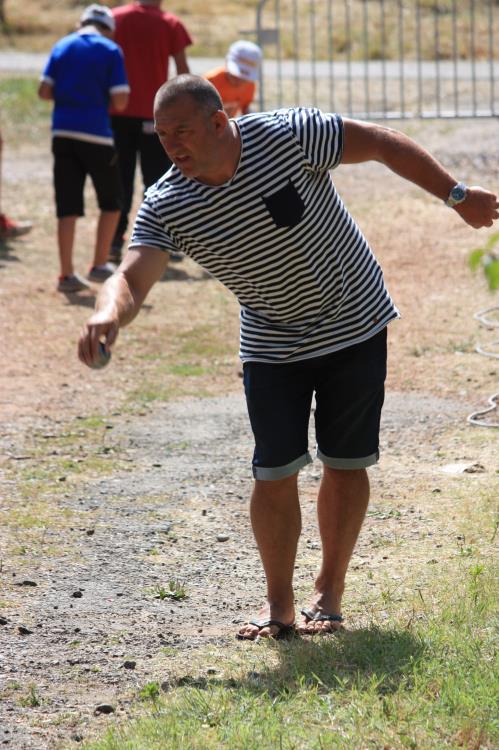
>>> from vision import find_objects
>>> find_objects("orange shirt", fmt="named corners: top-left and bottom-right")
top-left (204, 66), bottom-right (255, 117)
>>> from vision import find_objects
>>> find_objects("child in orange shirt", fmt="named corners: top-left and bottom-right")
top-left (204, 40), bottom-right (262, 117)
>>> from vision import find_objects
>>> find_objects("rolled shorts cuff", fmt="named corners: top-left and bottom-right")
top-left (317, 448), bottom-right (379, 470)
top-left (252, 451), bottom-right (313, 480)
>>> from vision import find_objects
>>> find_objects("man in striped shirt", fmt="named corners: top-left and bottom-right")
top-left (79, 75), bottom-right (499, 640)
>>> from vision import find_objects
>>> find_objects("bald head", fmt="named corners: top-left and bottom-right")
top-left (153, 74), bottom-right (240, 185)
top-left (154, 74), bottom-right (223, 119)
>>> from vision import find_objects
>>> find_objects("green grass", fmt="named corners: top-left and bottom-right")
top-left (167, 364), bottom-right (210, 377)
top-left (0, 76), bottom-right (50, 144)
top-left (178, 325), bottom-right (235, 358)
top-left (83, 556), bottom-right (497, 750)
top-left (0, 413), bottom-right (129, 563)
top-left (153, 580), bottom-right (188, 602)
top-left (122, 318), bottom-right (236, 407)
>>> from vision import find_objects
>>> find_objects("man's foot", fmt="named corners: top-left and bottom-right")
top-left (0, 213), bottom-right (32, 240)
top-left (297, 607), bottom-right (345, 635)
top-left (236, 618), bottom-right (295, 641)
top-left (57, 273), bottom-right (91, 293)
top-left (87, 262), bottom-right (116, 282)
top-left (237, 603), bottom-right (295, 641)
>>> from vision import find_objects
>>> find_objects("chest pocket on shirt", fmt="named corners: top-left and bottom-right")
top-left (262, 179), bottom-right (305, 229)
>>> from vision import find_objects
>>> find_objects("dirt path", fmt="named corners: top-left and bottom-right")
top-left (0, 117), bottom-right (498, 748)
top-left (0, 388), bottom-right (485, 750)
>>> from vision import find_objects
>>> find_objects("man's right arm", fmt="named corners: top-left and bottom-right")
top-left (78, 246), bottom-right (169, 368)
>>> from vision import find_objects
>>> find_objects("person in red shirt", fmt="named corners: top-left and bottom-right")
top-left (109, 0), bottom-right (193, 263)
top-left (205, 40), bottom-right (262, 118)
top-left (0, 128), bottom-right (32, 241)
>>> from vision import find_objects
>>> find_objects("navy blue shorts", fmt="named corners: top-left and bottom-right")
top-left (243, 328), bottom-right (387, 480)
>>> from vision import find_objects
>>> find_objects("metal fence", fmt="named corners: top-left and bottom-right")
top-left (247, 0), bottom-right (498, 118)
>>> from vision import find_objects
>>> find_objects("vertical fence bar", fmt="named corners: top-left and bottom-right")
top-left (256, 0), bottom-right (265, 110)
top-left (310, 0), bottom-right (317, 105)
top-left (362, 0), bottom-right (370, 118)
top-left (451, 0), bottom-right (459, 116)
top-left (344, 0), bottom-right (353, 115)
top-left (488, 0), bottom-right (495, 115)
top-left (256, 0), bottom-right (495, 122)
top-left (470, 0), bottom-right (477, 116)
top-left (275, 0), bottom-right (283, 107)
top-left (416, 0), bottom-right (423, 117)
top-left (398, 0), bottom-right (405, 118)
top-left (293, 0), bottom-right (300, 105)
top-left (380, 0), bottom-right (388, 116)
top-left (434, 3), bottom-right (441, 117)
top-left (327, 0), bottom-right (335, 111)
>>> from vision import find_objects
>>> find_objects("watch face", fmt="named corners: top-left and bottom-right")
top-left (451, 185), bottom-right (466, 201)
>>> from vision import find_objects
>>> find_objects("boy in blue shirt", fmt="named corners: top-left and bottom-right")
top-left (39, 4), bottom-right (130, 292)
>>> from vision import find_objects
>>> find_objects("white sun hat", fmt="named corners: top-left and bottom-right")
top-left (226, 40), bottom-right (263, 82)
top-left (80, 4), bottom-right (116, 33)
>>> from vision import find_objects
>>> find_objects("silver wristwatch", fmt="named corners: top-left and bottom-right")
top-left (445, 182), bottom-right (468, 207)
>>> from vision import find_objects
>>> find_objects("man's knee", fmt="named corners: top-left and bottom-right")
top-left (253, 472), bottom-right (299, 499)
top-left (322, 465), bottom-right (368, 484)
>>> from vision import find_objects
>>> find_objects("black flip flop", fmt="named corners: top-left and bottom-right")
top-left (236, 618), bottom-right (295, 641)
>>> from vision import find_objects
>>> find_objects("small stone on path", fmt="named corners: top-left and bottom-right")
top-left (94, 704), bottom-right (115, 715)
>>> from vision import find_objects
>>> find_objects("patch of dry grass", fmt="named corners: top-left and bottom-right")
top-left (0, 0), bottom-right (256, 55)
top-left (0, 0), bottom-right (495, 58)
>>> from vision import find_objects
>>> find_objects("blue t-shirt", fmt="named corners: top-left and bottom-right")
top-left (41, 29), bottom-right (129, 146)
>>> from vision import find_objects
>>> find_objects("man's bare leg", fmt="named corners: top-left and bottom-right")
top-left (237, 473), bottom-right (301, 639)
top-left (58, 216), bottom-right (78, 277)
top-left (298, 466), bottom-right (370, 634)
top-left (92, 210), bottom-right (120, 267)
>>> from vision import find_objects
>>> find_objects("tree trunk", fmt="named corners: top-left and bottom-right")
top-left (0, 1), bottom-right (5, 25)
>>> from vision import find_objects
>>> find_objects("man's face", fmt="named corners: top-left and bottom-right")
top-left (154, 94), bottom-right (220, 180)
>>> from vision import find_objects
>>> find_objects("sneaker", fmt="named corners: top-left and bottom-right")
top-left (57, 273), bottom-right (91, 293)
top-left (87, 262), bottom-right (116, 282)
top-left (0, 213), bottom-right (32, 239)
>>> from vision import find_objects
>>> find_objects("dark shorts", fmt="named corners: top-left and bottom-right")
top-left (52, 137), bottom-right (123, 218)
top-left (243, 328), bottom-right (387, 480)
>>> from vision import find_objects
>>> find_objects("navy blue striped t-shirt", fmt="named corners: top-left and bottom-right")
top-left (130, 107), bottom-right (400, 362)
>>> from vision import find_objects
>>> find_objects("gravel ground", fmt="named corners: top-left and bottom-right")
top-left (0, 112), bottom-right (496, 749)
top-left (0, 388), bottom-right (471, 749)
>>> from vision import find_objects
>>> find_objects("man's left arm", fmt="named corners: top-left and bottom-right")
top-left (341, 118), bottom-right (499, 229)
top-left (38, 81), bottom-right (53, 100)
top-left (173, 50), bottom-right (190, 75)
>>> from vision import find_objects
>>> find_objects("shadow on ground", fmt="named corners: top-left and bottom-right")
top-left (173, 626), bottom-right (425, 697)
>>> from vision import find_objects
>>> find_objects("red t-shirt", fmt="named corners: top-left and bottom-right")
top-left (111, 2), bottom-right (192, 119)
